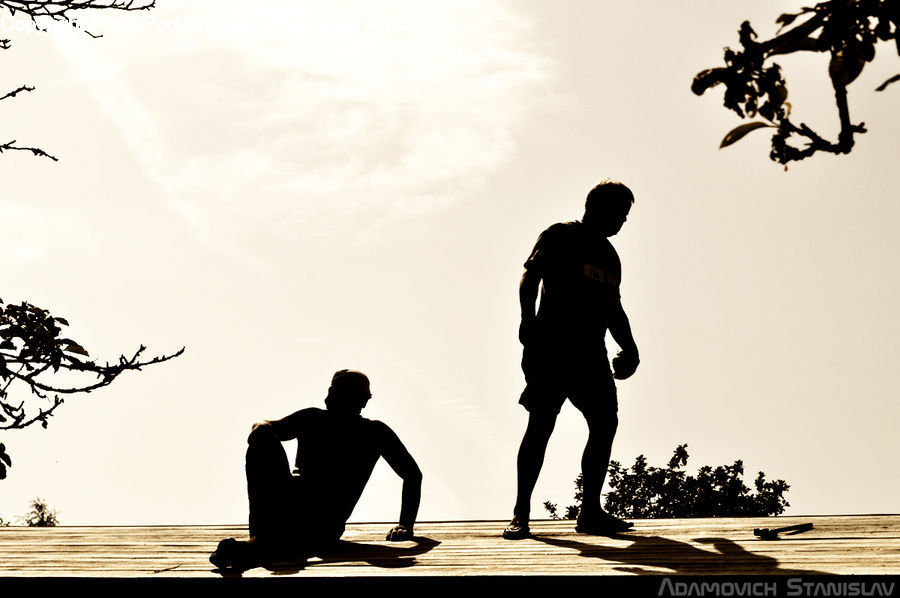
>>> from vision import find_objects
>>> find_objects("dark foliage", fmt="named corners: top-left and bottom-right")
top-left (0, 298), bottom-right (183, 479)
top-left (693, 0), bottom-right (899, 166)
top-left (545, 444), bottom-right (790, 519)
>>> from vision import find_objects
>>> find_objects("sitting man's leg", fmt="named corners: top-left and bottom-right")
top-left (211, 429), bottom-right (300, 570)
top-left (246, 428), bottom-right (299, 546)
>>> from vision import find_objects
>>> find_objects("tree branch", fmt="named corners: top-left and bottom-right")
top-left (1, 0), bottom-right (155, 22)
top-left (693, 0), bottom-right (897, 166)
top-left (875, 74), bottom-right (900, 92)
top-left (0, 1), bottom-right (156, 161)
top-left (763, 11), bottom-right (827, 55)
top-left (0, 86), bottom-right (35, 102)
top-left (1, 299), bottom-right (184, 439)
top-left (6, 346), bottom-right (184, 397)
top-left (0, 140), bottom-right (58, 160)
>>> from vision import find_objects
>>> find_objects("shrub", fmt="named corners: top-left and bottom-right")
top-left (545, 444), bottom-right (790, 519)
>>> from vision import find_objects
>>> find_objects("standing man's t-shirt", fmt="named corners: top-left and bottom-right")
top-left (524, 221), bottom-right (622, 353)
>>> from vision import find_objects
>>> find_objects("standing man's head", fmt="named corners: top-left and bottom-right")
top-left (582, 179), bottom-right (634, 237)
top-left (324, 369), bottom-right (372, 416)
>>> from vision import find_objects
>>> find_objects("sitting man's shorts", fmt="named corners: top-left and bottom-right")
top-left (519, 338), bottom-right (617, 417)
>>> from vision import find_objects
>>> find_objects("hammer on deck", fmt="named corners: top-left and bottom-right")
top-left (753, 522), bottom-right (814, 540)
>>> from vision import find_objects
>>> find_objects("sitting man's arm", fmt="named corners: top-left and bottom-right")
top-left (609, 294), bottom-right (639, 380)
top-left (247, 411), bottom-right (305, 444)
top-left (380, 425), bottom-right (422, 541)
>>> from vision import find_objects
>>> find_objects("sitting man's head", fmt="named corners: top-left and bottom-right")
top-left (324, 369), bottom-right (372, 416)
top-left (582, 179), bottom-right (634, 237)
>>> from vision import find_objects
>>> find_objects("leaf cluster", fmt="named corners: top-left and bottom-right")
top-left (693, 0), bottom-right (899, 165)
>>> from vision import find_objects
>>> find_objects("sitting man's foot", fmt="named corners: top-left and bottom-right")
top-left (209, 537), bottom-right (237, 570)
top-left (503, 517), bottom-right (531, 540)
top-left (576, 509), bottom-right (633, 536)
top-left (209, 537), bottom-right (260, 572)
top-left (386, 524), bottom-right (414, 542)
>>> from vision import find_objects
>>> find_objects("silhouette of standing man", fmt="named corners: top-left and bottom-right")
top-left (504, 180), bottom-right (639, 539)
top-left (211, 370), bottom-right (422, 570)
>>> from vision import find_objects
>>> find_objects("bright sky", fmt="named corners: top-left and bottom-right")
top-left (1, 1), bottom-right (898, 525)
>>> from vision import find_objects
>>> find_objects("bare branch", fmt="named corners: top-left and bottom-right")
top-left (0, 140), bottom-right (58, 160)
top-left (774, 117), bottom-right (867, 163)
top-left (0, 1), bottom-right (155, 23)
top-left (0, 85), bottom-right (35, 102)
top-left (0, 395), bottom-right (63, 430)
top-left (6, 346), bottom-right (184, 398)
top-left (0, 0), bottom-right (156, 161)
top-left (875, 74), bottom-right (900, 92)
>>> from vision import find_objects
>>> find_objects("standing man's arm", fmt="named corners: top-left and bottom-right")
top-left (381, 426), bottom-right (423, 541)
top-left (518, 267), bottom-right (542, 345)
top-left (519, 225), bottom-right (557, 344)
top-left (609, 295), bottom-right (639, 379)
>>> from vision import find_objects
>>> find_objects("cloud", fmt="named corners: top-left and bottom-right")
top-left (54, 0), bottom-right (553, 258)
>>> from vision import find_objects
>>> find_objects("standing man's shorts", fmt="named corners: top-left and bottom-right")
top-left (519, 338), bottom-right (618, 417)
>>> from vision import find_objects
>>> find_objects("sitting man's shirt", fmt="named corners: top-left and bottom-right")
top-left (525, 221), bottom-right (622, 351)
top-left (276, 407), bottom-right (417, 535)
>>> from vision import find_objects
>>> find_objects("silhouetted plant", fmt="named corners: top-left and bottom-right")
top-left (545, 444), bottom-right (790, 519)
top-left (693, 0), bottom-right (898, 166)
top-left (1, 0), bottom-right (155, 160)
top-left (23, 497), bottom-right (58, 526)
top-left (0, 298), bottom-right (183, 480)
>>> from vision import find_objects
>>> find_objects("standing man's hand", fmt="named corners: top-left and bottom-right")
top-left (386, 524), bottom-right (414, 541)
top-left (518, 320), bottom-right (529, 345)
top-left (612, 347), bottom-right (639, 380)
top-left (518, 267), bottom-right (541, 346)
top-left (519, 319), bottom-right (537, 346)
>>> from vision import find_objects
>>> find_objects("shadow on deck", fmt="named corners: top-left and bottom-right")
top-left (0, 515), bottom-right (897, 578)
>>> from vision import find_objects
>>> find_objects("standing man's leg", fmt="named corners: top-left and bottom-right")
top-left (573, 373), bottom-right (633, 534)
top-left (506, 339), bottom-right (565, 539)
top-left (513, 408), bottom-right (558, 523)
top-left (579, 411), bottom-right (617, 516)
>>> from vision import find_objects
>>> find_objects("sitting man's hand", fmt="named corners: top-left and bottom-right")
top-left (385, 524), bottom-right (414, 542)
top-left (247, 421), bottom-right (272, 444)
top-left (612, 348), bottom-right (639, 380)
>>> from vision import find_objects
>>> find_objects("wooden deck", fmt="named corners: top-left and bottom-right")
top-left (0, 515), bottom-right (897, 578)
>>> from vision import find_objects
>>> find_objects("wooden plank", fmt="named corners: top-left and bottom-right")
top-left (0, 515), bottom-right (896, 577)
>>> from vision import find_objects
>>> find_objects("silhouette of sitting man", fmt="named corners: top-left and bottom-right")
top-left (504, 180), bottom-right (640, 539)
top-left (211, 369), bottom-right (423, 570)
